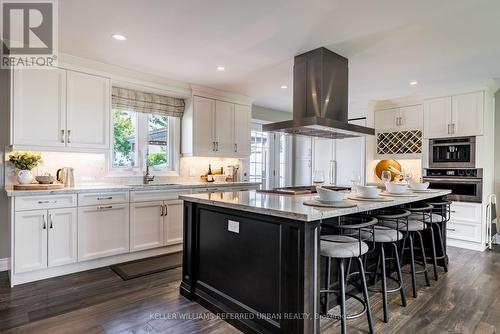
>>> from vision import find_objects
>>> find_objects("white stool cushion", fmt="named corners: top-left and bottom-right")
top-left (380, 219), bottom-right (426, 232)
top-left (357, 226), bottom-right (403, 243)
top-left (409, 213), bottom-right (445, 223)
top-left (320, 235), bottom-right (368, 258)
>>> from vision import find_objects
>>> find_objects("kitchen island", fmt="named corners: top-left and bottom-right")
top-left (179, 189), bottom-right (451, 334)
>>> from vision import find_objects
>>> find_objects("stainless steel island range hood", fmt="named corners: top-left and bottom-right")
top-left (263, 47), bottom-right (375, 138)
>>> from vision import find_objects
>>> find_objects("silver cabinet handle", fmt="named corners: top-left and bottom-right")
top-left (61, 129), bottom-right (65, 143)
top-left (97, 205), bottom-right (113, 210)
top-left (38, 200), bottom-right (50, 204)
top-left (395, 117), bottom-right (399, 126)
top-left (447, 124), bottom-right (451, 134)
top-left (452, 123), bottom-right (455, 134)
top-left (67, 130), bottom-right (71, 143)
top-left (234, 143), bottom-right (237, 152)
top-left (216, 142), bottom-right (219, 151)
top-left (42, 215), bottom-right (46, 230)
top-left (49, 214), bottom-right (53, 229)
top-left (164, 204), bottom-right (168, 216)
top-left (213, 141), bottom-right (216, 152)
top-left (160, 204), bottom-right (164, 217)
top-left (446, 228), bottom-right (456, 231)
top-left (97, 196), bottom-right (113, 200)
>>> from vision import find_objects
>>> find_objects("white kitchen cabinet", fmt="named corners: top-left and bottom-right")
top-left (11, 68), bottom-right (110, 150)
top-left (375, 108), bottom-right (399, 132)
top-left (47, 208), bottom-right (78, 267)
top-left (12, 69), bottom-right (67, 147)
top-left (130, 201), bottom-right (164, 251)
top-left (14, 210), bottom-right (48, 273)
top-left (234, 104), bottom-right (251, 156)
top-left (375, 105), bottom-right (423, 132)
top-left (447, 202), bottom-right (483, 244)
top-left (452, 92), bottom-right (484, 137)
top-left (423, 97), bottom-right (452, 139)
top-left (66, 71), bottom-right (110, 149)
top-left (215, 100), bottom-right (235, 155)
top-left (398, 105), bottom-right (423, 131)
top-left (78, 203), bottom-right (130, 261)
top-left (423, 92), bottom-right (483, 138)
top-left (192, 95), bottom-right (216, 155)
top-left (164, 200), bottom-right (184, 246)
top-left (183, 95), bottom-right (251, 158)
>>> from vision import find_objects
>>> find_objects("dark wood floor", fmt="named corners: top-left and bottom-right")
top-left (1, 246), bottom-right (499, 334)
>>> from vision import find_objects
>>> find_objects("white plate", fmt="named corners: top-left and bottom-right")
top-left (410, 189), bottom-right (440, 193)
top-left (347, 195), bottom-right (394, 202)
top-left (380, 191), bottom-right (418, 197)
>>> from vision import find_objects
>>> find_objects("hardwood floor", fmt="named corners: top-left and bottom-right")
top-left (0, 246), bottom-right (499, 334)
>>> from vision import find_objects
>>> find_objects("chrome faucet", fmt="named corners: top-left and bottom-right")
top-left (143, 150), bottom-right (155, 184)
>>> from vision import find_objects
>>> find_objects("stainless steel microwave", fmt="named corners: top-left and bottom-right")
top-left (429, 136), bottom-right (476, 168)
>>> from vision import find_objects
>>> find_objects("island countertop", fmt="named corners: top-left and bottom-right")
top-left (180, 189), bottom-right (452, 222)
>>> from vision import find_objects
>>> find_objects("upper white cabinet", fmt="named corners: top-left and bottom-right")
top-left (12, 69), bottom-right (67, 147)
top-left (66, 71), bottom-right (110, 149)
top-left (233, 104), bottom-right (251, 156)
top-left (182, 95), bottom-right (251, 158)
top-left (215, 100), bottom-right (235, 155)
top-left (452, 92), bottom-right (484, 137)
top-left (12, 68), bottom-right (110, 150)
top-left (375, 105), bottom-right (423, 132)
top-left (423, 92), bottom-right (484, 138)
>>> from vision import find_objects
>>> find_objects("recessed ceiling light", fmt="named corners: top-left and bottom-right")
top-left (409, 80), bottom-right (418, 86)
top-left (280, 85), bottom-right (288, 89)
top-left (112, 34), bottom-right (127, 41)
top-left (217, 66), bottom-right (225, 71)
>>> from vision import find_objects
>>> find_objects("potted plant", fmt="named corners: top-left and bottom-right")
top-left (9, 151), bottom-right (42, 184)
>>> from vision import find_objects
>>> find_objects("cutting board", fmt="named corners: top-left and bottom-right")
top-left (14, 183), bottom-right (65, 190)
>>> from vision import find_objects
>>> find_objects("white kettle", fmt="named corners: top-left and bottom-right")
top-left (56, 167), bottom-right (75, 187)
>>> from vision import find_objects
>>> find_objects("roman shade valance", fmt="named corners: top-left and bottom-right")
top-left (112, 86), bottom-right (185, 117)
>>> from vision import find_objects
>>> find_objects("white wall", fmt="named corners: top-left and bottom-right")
top-left (0, 69), bottom-right (11, 262)
top-left (495, 90), bottom-right (500, 200)
top-left (251, 105), bottom-right (291, 123)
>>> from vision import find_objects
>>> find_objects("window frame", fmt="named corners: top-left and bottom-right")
top-left (107, 110), bottom-right (180, 177)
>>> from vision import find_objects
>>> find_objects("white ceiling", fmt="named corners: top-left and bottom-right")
top-left (60, 0), bottom-right (500, 112)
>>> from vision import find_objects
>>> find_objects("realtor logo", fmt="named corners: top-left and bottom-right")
top-left (1, 0), bottom-right (58, 68)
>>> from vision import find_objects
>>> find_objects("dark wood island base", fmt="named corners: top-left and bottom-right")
top-left (179, 190), bottom-right (451, 333)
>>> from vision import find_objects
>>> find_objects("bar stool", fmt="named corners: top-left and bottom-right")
top-left (376, 208), bottom-right (429, 298)
top-left (420, 201), bottom-right (451, 277)
top-left (358, 220), bottom-right (407, 323)
top-left (320, 215), bottom-right (376, 334)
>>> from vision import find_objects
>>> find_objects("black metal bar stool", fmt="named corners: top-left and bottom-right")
top-left (320, 215), bottom-right (376, 334)
top-left (359, 214), bottom-right (407, 323)
top-left (420, 200), bottom-right (451, 277)
top-left (376, 208), bottom-right (430, 298)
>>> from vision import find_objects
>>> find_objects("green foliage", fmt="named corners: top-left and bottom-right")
top-left (9, 151), bottom-right (42, 170)
top-left (148, 151), bottom-right (167, 166)
top-left (113, 110), bottom-right (135, 166)
top-left (149, 114), bottom-right (168, 131)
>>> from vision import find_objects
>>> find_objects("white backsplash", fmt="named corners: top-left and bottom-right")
top-left (4, 149), bottom-right (246, 186)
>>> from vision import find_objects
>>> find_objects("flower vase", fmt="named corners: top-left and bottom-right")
top-left (17, 170), bottom-right (33, 184)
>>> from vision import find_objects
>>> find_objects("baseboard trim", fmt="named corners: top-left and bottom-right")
top-left (0, 258), bottom-right (10, 272)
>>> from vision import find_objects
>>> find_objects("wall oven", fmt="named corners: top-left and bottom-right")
top-left (422, 168), bottom-right (482, 203)
top-left (429, 136), bottom-right (475, 168)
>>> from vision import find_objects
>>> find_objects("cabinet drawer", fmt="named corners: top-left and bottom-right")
top-left (191, 187), bottom-right (221, 194)
top-left (130, 189), bottom-right (190, 202)
top-left (450, 202), bottom-right (482, 223)
top-left (78, 191), bottom-right (129, 206)
top-left (15, 194), bottom-right (77, 211)
top-left (447, 220), bottom-right (481, 243)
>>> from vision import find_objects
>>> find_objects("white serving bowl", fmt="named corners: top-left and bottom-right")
top-left (316, 186), bottom-right (346, 202)
top-left (409, 181), bottom-right (430, 191)
top-left (355, 185), bottom-right (382, 198)
top-left (385, 182), bottom-right (408, 194)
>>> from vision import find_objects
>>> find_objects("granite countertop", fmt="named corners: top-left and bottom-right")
top-left (180, 189), bottom-right (452, 222)
top-left (4, 181), bottom-right (261, 197)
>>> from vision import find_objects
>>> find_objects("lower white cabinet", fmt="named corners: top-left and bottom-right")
top-left (130, 201), bottom-right (164, 251)
top-left (14, 210), bottom-right (48, 273)
top-left (48, 208), bottom-right (78, 267)
top-left (14, 207), bottom-right (77, 273)
top-left (447, 202), bottom-right (482, 244)
top-left (164, 200), bottom-right (184, 246)
top-left (78, 203), bottom-right (130, 261)
top-left (130, 199), bottom-right (184, 250)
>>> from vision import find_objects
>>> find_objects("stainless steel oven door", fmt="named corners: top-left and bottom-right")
top-left (423, 177), bottom-right (482, 203)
